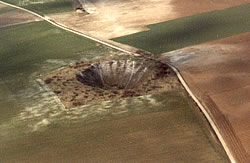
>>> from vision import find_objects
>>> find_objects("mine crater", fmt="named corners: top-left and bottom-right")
top-left (43, 56), bottom-right (178, 108)
top-left (76, 60), bottom-right (152, 89)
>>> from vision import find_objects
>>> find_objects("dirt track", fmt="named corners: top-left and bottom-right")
top-left (47, 0), bottom-right (249, 39)
top-left (0, 3), bottom-right (41, 28)
top-left (162, 32), bottom-right (250, 162)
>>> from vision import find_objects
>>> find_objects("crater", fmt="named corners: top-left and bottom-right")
top-left (43, 56), bottom-right (180, 109)
top-left (76, 60), bottom-right (151, 90)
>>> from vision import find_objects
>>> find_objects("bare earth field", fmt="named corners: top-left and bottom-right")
top-left (47, 0), bottom-right (249, 39)
top-left (162, 32), bottom-right (250, 162)
top-left (0, 3), bottom-right (41, 28)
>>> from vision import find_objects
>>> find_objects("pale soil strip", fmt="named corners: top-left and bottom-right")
top-left (0, 1), bottom-right (235, 162)
top-left (36, 79), bottom-right (66, 110)
top-left (0, 21), bottom-right (39, 29)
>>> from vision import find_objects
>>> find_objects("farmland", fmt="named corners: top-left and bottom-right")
top-left (113, 4), bottom-right (250, 54)
top-left (2, 0), bottom-right (250, 162)
top-left (0, 8), bottom-right (229, 162)
top-left (161, 32), bottom-right (250, 162)
top-left (0, 0), bottom-right (72, 14)
top-left (0, 20), bottom-right (117, 123)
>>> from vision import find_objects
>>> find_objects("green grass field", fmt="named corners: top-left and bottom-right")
top-left (0, 21), bottom-right (109, 84)
top-left (113, 3), bottom-right (250, 54)
top-left (0, 90), bottom-right (229, 162)
top-left (0, 6), bottom-right (15, 14)
top-left (1, 0), bottom-right (72, 15)
top-left (0, 21), bottom-right (117, 122)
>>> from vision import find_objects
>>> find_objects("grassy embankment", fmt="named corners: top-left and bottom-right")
top-left (113, 3), bottom-right (250, 54)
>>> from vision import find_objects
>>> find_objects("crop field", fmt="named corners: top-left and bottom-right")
top-left (0, 17), bottom-right (229, 162)
top-left (1, 0), bottom-right (72, 15)
top-left (0, 21), bottom-right (117, 123)
top-left (0, 3), bottom-right (41, 28)
top-left (162, 32), bottom-right (250, 162)
top-left (0, 6), bottom-right (15, 14)
top-left (113, 3), bottom-right (250, 54)
top-left (0, 0), bottom-right (247, 161)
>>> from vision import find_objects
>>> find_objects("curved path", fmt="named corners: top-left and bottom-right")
top-left (0, 1), bottom-right (235, 162)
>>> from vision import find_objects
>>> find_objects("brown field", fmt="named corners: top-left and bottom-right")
top-left (0, 3), bottom-right (41, 28)
top-left (162, 32), bottom-right (250, 162)
top-left (47, 0), bottom-right (249, 39)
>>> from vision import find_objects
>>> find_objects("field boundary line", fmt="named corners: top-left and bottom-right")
top-left (36, 79), bottom-right (66, 110)
top-left (0, 19), bottom-right (41, 29)
top-left (0, 1), bottom-right (236, 162)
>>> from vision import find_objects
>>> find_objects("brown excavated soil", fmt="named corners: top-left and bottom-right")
top-left (47, 0), bottom-right (249, 39)
top-left (43, 55), bottom-right (179, 108)
top-left (0, 3), bottom-right (41, 28)
top-left (162, 32), bottom-right (250, 162)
